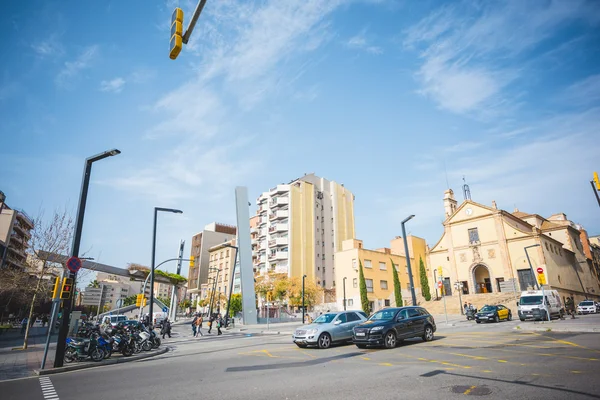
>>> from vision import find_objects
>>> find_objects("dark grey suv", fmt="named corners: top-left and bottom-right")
top-left (352, 306), bottom-right (436, 349)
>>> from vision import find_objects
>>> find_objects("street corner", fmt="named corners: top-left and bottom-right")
top-left (34, 346), bottom-right (169, 376)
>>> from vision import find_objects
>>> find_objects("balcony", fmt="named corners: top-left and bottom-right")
top-left (258, 217), bottom-right (267, 226)
top-left (269, 184), bottom-right (289, 195)
top-left (268, 251), bottom-right (289, 261)
top-left (269, 210), bottom-right (289, 220)
top-left (258, 229), bottom-right (267, 238)
top-left (269, 237), bottom-right (288, 247)
top-left (269, 196), bottom-right (289, 208)
top-left (250, 226), bottom-right (257, 234)
top-left (268, 223), bottom-right (288, 234)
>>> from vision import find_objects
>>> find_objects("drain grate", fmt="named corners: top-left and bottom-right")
top-left (451, 385), bottom-right (492, 396)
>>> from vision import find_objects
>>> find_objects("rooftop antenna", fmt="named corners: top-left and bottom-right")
top-left (462, 176), bottom-right (471, 201)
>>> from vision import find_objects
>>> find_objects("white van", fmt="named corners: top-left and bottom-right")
top-left (518, 290), bottom-right (563, 321)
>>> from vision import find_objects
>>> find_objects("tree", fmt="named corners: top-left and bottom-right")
top-left (122, 294), bottom-right (138, 306)
top-left (391, 258), bottom-right (403, 307)
top-left (229, 293), bottom-right (242, 317)
top-left (359, 260), bottom-right (370, 314)
top-left (419, 257), bottom-right (431, 301)
top-left (88, 280), bottom-right (100, 288)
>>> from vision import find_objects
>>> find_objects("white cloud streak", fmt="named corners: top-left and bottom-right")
top-left (345, 29), bottom-right (383, 55)
top-left (100, 77), bottom-right (125, 93)
top-left (55, 45), bottom-right (98, 88)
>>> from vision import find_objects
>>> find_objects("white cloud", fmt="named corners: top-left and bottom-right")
top-left (100, 77), bottom-right (126, 93)
top-left (345, 29), bottom-right (383, 55)
top-left (31, 34), bottom-right (64, 58)
top-left (403, 0), bottom-right (599, 116)
top-left (564, 74), bottom-right (600, 106)
top-left (55, 45), bottom-right (98, 88)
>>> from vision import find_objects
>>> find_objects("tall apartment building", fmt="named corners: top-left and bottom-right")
top-left (0, 202), bottom-right (34, 270)
top-left (253, 173), bottom-right (355, 289)
top-left (187, 222), bottom-right (237, 304)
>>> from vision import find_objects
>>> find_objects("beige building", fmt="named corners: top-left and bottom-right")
top-left (0, 203), bottom-right (34, 270)
top-left (428, 189), bottom-right (600, 305)
top-left (254, 173), bottom-right (355, 289)
top-left (334, 236), bottom-right (428, 313)
top-left (197, 239), bottom-right (237, 313)
top-left (187, 222), bottom-right (237, 304)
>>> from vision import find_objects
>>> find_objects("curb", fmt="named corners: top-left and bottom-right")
top-left (33, 346), bottom-right (169, 376)
top-left (514, 326), bottom-right (600, 333)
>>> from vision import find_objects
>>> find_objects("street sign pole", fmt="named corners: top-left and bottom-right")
top-left (438, 280), bottom-right (448, 324)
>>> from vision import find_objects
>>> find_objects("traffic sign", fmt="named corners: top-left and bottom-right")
top-left (162, 307), bottom-right (168, 313)
top-left (536, 267), bottom-right (544, 273)
top-left (437, 281), bottom-right (443, 289)
top-left (66, 256), bottom-right (82, 273)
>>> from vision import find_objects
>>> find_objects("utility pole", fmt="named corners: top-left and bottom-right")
top-left (302, 275), bottom-right (307, 324)
top-left (169, 240), bottom-right (185, 321)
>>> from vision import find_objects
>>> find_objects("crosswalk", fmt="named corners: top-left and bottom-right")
top-left (39, 377), bottom-right (59, 400)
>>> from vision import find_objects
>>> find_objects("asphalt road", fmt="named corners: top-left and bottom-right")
top-left (2, 317), bottom-right (600, 400)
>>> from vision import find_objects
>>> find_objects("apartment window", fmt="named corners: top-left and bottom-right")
top-left (332, 281), bottom-right (335, 287)
top-left (468, 228), bottom-right (480, 243)
top-left (384, 299), bottom-right (391, 307)
top-left (380, 280), bottom-right (388, 290)
top-left (406, 283), bottom-right (411, 291)
top-left (226, 250), bottom-right (230, 257)
top-left (364, 259), bottom-right (372, 268)
top-left (352, 259), bottom-right (357, 269)
top-left (379, 262), bottom-right (386, 270)
top-left (317, 228), bottom-right (319, 232)
top-left (406, 266), bottom-right (409, 274)
top-left (317, 240), bottom-right (320, 245)
top-left (318, 266), bottom-right (320, 271)
top-left (323, 280), bottom-right (326, 286)
top-left (545, 242), bottom-right (549, 251)
top-left (365, 279), bottom-right (373, 293)
top-left (348, 299), bottom-right (354, 306)
top-left (353, 278), bottom-right (358, 288)
top-left (317, 216), bottom-right (319, 220)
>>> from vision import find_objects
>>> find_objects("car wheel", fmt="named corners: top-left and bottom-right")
top-left (356, 344), bottom-right (367, 349)
top-left (494, 315), bottom-right (500, 323)
top-left (318, 332), bottom-right (331, 349)
top-left (384, 332), bottom-right (396, 349)
top-left (519, 317), bottom-right (525, 321)
top-left (507, 312), bottom-right (512, 321)
top-left (476, 320), bottom-right (481, 324)
top-left (422, 325), bottom-right (434, 342)
top-left (295, 343), bottom-right (307, 348)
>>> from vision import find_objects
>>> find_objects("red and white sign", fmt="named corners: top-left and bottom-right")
top-left (67, 256), bottom-right (82, 273)
top-left (437, 281), bottom-right (443, 289)
top-left (536, 267), bottom-right (544, 273)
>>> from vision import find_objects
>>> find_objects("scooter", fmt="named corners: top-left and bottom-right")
top-left (466, 308), bottom-right (477, 321)
top-left (64, 337), bottom-right (105, 363)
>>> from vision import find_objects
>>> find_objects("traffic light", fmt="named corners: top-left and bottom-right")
top-left (59, 278), bottom-right (73, 300)
top-left (51, 277), bottom-right (60, 299)
top-left (266, 292), bottom-right (272, 302)
top-left (170, 7), bottom-right (184, 60)
top-left (143, 297), bottom-right (147, 307)
top-left (594, 172), bottom-right (600, 191)
top-left (136, 294), bottom-right (143, 307)
top-left (189, 255), bottom-right (195, 268)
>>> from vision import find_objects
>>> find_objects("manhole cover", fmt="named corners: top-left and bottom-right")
top-left (451, 385), bottom-right (492, 396)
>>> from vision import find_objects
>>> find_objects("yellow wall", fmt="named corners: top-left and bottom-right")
top-left (334, 184), bottom-right (355, 251)
top-left (290, 182), bottom-right (315, 281)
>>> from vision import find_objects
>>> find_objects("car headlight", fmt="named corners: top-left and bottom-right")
top-left (370, 326), bottom-right (384, 332)
top-left (487, 313), bottom-right (495, 317)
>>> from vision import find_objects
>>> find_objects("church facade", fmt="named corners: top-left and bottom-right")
top-left (427, 189), bottom-right (600, 304)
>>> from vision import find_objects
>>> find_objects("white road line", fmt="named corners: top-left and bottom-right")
top-left (39, 377), bottom-right (59, 400)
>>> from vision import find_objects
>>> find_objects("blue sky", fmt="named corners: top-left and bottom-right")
top-left (2, 0), bottom-right (600, 286)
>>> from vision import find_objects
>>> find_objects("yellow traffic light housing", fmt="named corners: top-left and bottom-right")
top-left (190, 255), bottom-right (195, 268)
top-left (143, 297), bottom-right (147, 307)
top-left (60, 278), bottom-right (73, 300)
top-left (51, 277), bottom-right (60, 299)
top-left (170, 8), bottom-right (184, 60)
top-left (136, 293), bottom-right (143, 307)
top-left (594, 172), bottom-right (600, 191)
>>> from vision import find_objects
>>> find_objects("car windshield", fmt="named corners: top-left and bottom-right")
top-left (580, 301), bottom-right (594, 306)
top-left (369, 310), bottom-right (397, 321)
top-left (520, 296), bottom-right (542, 305)
top-left (313, 313), bottom-right (337, 324)
top-left (479, 306), bottom-right (496, 312)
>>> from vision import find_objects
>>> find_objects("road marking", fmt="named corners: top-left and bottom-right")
top-left (379, 362), bottom-right (393, 366)
top-left (39, 377), bottom-right (59, 400)
top-left (497, 360), bottom-right (508, 363)
top-left (571, 370), bottom-right (582, 374)
top-left (463, 385), bottom-right (477, 395)
top-left (361, 357), bottom-right (371, 360)
top-left (531, 332), bottom-right (600, 354)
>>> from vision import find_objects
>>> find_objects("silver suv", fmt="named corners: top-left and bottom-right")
top-left (293, 311), bottom-right (367, 349)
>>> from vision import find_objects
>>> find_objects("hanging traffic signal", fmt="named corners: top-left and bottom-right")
top-left (170, 8), bottom-right (184, 60)
top-left (51, 277), bottom-right (60, 299)
top-left (594, 172), bottom-right (600, 191)
top-left (60, 278), bottom-right (73, 300)
top-left (136, 294), bottom-right (143, 307)
top-left (143, 297), bottom-right (147, 307)
top-left (189, 255), bottom-right (195, 268)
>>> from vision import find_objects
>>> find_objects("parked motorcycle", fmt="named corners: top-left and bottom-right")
top-left (64, 337), bottom-right (105, 363)
top-left (466, 308), bottom-right (477, 321)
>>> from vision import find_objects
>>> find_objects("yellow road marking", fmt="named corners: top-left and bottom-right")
top-left (531, 332), bottom-right (600, 354)
top-left (430, 343), bottom-right (599, 362)
top-left (571, 371), bottom-right (582, 374)
top-left (497, 360), bottom-right (508, 363)
top-left (463, 386), bottom-right (477, 395)
top-left (361, 357), bottom-right (371, 360)
top-left (482, 370), bottom-right (493, 373)
top-left (380, 362), bottom-right (393, 366)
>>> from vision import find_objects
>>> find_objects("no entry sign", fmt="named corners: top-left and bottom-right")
top-left (536, 267), bottom-right (544, 273)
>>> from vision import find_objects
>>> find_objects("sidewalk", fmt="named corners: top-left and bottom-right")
top-left (0, 333), bottom-right (58, 381)
top-left (514, 314), bottom-right (600, 333)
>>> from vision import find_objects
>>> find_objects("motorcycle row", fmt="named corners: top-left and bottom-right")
top-left (64, 321), bottom-right (161, 363)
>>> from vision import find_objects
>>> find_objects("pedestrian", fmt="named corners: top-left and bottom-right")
top-left (463, 302), bottom-right (468, 314)
top-left (565, 296), bottom-right (576, 319)
top-left (195, 315), bottom-right (203, 337)
top-left (41, 314), bottom-right (48, 328)
top-left (216, 314), bottom-right (223, 336)
top-left (161, 318), bottom-right (172, 339)
top-left (20, 318), bottom-right (28, 335)
top-left (191, 313), bottom-right (198, 336)
top-left (207, 316), bottom-right (213, 334)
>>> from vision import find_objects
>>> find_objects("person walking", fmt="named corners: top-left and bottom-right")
top-left (207, 316), bottom-right (213, 334)
top-left (565, 296), bottom-right (576, 319)
top-left (216, 314), bottom-right (223, 336)
top-left (194, 315), bottom-right (203, 337)
top-left (20, 318), bottom-right (28, 335)
top-left (191, 313), bottom-right (198, 337)
top-left (41, 314), bottom-right (48, 328)
top-left (463, 302), bottom-right (468, 315)
top-left (161, 318), bottom-right (172, 339)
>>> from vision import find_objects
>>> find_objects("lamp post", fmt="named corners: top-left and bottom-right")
top-left (343, 277), bottom-right (347, 311)
top-left (138, 258), bottom-right (190, 319)
top-left (207, 268), bottom-right (221, 318)
top-left (0, 190), bottom-right (7, 269)
top-left (149, 207), bottom-right (183, 327)
top-left (54, 148), bottom-right (120, 368)
top-left (222, 242), bottom-right (239, 326)
top-left (401, 215), bottom-right (417, 306)
top-left (524, 244), bottom-right (541, 290)
top-left (302, 274), bottom-right (307, 323)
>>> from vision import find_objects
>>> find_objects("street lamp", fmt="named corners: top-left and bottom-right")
top-left (524, 244), bottom-right (541, 290)
top-left (207, 267), bottom-right (221, 318)
top-left (343, 277), bottom-right (347, 311)
top-left (54, 148), bottom-right (120, 368)
top-left (0, 190), bottom-right (7, 268)
top-left (149, 207), bottom-right (183, 327)
top-left (302, 274), bottom-right (307, 323)
top-left (401, 214), bottom-right (417, 306)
